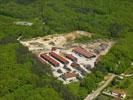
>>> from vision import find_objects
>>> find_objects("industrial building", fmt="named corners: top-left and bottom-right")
top-left (73, 46), bottom-right (96, 59)
top-left (50, 52), bottom-right (69, 64)
top-left (65, 54), bottom-right (77, 62)
top-left (40, 53), bottom-right (60, 67)
top-left (38, 46), bottom-right (98, 84)
top-left (20, 30), bottom-right (112, 84)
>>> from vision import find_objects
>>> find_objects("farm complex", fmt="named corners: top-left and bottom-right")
top-left (20, 31), bottom-right (113, 84)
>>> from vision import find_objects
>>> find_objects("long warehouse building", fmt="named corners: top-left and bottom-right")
top-left (73, 46), bottom-right (95, 59)
top-left (65, 54), bottom-right (77, 62)
top-left (50, 52), bottom-right (69, 64)
top-left (40, 53), bottom-right (60, 67)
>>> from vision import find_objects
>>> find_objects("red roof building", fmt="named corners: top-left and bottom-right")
top-left (40, 53), bottom-right (59, 67)
top-left (71, 63), bottom-right (80, 68)
top-left (65, 54), bottom-right (77, 62)
top-left (73, 46), bottom-right (95, 59)
top-left (63, 72), bottom-right (77, 79)
top-left (49, 52), bottom-right (69, 64)
top-left (38, 56), bottom-right (47, 64)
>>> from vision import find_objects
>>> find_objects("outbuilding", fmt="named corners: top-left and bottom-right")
top-left (71, 63), bottom-right (80, 68)
top-left (62, 72), bottom-right (77, 82)
top-left (65, 54), bottom-right (77, 62)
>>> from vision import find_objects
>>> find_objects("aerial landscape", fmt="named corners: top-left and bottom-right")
top-left (0, 0), bottom-right (133, 100)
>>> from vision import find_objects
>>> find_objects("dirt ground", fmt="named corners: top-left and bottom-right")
top-left (19, 31), bottom-right (114, 84)
top-left (20, 31), bottom-right (92, 54)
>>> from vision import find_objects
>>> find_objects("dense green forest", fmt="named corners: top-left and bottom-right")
top-left (0, 0), bottom-right (133, 100)
top-left (98, 32), bottom-right (133, 74)
top-left (0, 0), bottom-right (132, 38)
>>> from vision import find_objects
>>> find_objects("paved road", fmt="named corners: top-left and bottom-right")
top-left (84, 74), bottom-right (116, 100)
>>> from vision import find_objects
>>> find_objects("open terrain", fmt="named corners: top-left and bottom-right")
top-left (20, 31), bottom-right (113, 84)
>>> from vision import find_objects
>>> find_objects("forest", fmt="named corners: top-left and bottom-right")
top-left (0, 0), bottom-right (133, 100)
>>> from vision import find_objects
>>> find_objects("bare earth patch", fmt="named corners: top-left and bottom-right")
top-left (20, 31), bottom-right (114, 84)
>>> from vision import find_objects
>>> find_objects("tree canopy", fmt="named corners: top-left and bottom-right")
top-left (0, 0), bottom-right (133, 99)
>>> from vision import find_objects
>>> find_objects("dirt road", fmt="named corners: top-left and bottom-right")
top-left (121, 73), bottom-right (133, 77)
top-left (84, 74), bottom-right (116, 100)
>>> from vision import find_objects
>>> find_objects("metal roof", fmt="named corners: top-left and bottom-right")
top-left (40, 53), bottom-right (59, 67)
top-left (65, 54), bottom-right (77, 61)
top-left (73, 46), bottom-right (95, 58)
top-left (50, 52), bottom-right (69, 64)
top-left (63, 72), bottom-right (77, 78)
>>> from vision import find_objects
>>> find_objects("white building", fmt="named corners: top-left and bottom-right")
top-left (112, 89), bottom-right (126, 99)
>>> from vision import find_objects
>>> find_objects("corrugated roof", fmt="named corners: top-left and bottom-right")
top-left (73, 46), bottom-right (95, 58)
top-left (40, 53), bottom-right (59, 67)
top-left (65, 54), bottom-right (77, 61)
top-left (63, 72), bottom-right (77, 78)
top-left (50, 52), bottom-right (69, 64)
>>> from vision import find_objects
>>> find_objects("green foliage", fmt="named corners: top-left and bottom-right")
top-left (67, 70), bottom-right (104, 99)
top-left (96, 94), bottom-right (113, 100)
top-left (119, 79), bottom-right (131, 89)
top-left (0, 43), bottom-right (38, 97)
top-left (80, 74), bottom-right (96, 93)
top-left (108, 77), bottom-right (133, 100)
top-left (0, 0), bottom-right (132, 38)
top-left (0, 42), bottom-right (79, 99)
top-left (16, 0), bottom-right (36, 5)
top-left (98, 32), bottom-right (133, 74)
top-left (0, 0), bottom-right (133, 99)
top-left (0, 0), bottom-right (10, 4)
top-left (0, 35), bottom-right (17, 45)
top-left (81, 73), bottom-right (103, 92)
top-left (81, 71), bottom-right (104, 93)
top-left (75, 36), bottom-right (91, 43)
top-left (1, 85), bottom-right (62, 100)
top-left (0, 43), bottom-right (52, 99)
top-left (108, 23), bottom-right (125, 37)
